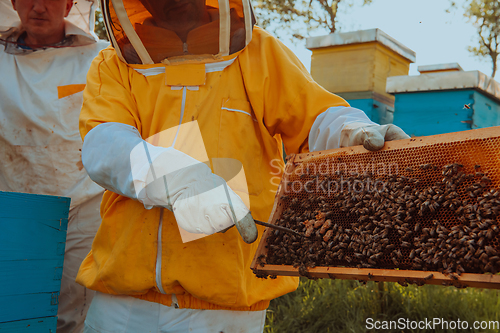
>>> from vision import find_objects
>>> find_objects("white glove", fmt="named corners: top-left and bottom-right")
top-left (340, 122), bottom-right (410, 151)
top-left (82, 123), bottom-right (257, 242)
top-left (308, 107), bottom-right (410, 152)
top-left (143, 148), bottom-right (252, 236)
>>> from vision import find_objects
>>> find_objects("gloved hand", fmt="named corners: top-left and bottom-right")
top-left (340, 122), bottom-right (410, 151)
top-left (143, 148), bottom-right (257, 242)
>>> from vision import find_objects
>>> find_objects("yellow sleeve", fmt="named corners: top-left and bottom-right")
top-left (80, 46), bottom-right (142, 140)
top-left (240, 27), bottom-right (350, 154)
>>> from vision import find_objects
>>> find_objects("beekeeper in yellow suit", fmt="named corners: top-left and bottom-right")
top-left (77, 0), bottom-right (409, 331)
top-left (0, 0), bottom-right (108, 332)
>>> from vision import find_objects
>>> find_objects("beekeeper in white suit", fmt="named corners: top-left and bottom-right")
top-left (0, 0), bottom-right (108, 331)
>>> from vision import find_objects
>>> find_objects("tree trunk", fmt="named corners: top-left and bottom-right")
top-left (492, 55), bottom-right (497, 78)
top-left (329, 1), bottom-right (339, 34)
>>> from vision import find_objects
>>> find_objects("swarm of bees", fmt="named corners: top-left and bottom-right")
top-left (255, 162), bottom-right (500, 281)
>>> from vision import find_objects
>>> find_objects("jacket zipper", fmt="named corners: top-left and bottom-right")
top-left (155, 209), bottom-right (166, 294)
top-left (155, 86), bottom-right (188, 295)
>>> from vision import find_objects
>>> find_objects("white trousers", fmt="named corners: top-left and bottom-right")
top-left (57, 194), bottom-right (103, 333)
top-left (84, 292), bottom-right (267, 333)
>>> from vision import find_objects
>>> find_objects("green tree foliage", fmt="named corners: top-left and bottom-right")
top-left (94, 8), bottom-right (109, 41)
top-left (254, 0), bottom-right (372, 41)
top-left (452, 0), bottom-right (500, 77)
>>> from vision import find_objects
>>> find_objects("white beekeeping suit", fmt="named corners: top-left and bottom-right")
top-left (0, 1), bottom-right (109, 332)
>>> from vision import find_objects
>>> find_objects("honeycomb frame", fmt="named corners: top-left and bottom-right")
top-left (251, 127), bottom-right (500, 289)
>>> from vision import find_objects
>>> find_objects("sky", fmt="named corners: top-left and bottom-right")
top-left (274, 0), bottom-right (498, 80)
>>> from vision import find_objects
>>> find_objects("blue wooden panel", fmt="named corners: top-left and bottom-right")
top-left (392, 90), bottom-right (474, 137)
top-left (347, 98), bottom-right (394, 125)
top-left (0, 260), bottom-right (63, 297)
top-left (0, 192), bottom-right (69, 324)
top-left (0, 316), bottom-right (57, 332)
top-left (347, 99), bottom-right (375, 119)
top-left (471, 91), bottom-right (500, 129)
top-left (0, 217), bottom-right (66, 261)
top-left (0, 293), bottom-right (59, 323)
top-left (0, 191), bottom-right (70, 225)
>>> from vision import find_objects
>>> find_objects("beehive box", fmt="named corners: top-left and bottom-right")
top-left (306, 29), bottom-right (415, 102)
top-left (387, 70), bottom-right (500, 137)
top-left (0, 191), bottom-right (70, 332)
top-left (251, 126), bottom-right (500, 288)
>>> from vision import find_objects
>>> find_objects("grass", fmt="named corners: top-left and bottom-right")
top-left (265, 278), bottom-right (500, 332)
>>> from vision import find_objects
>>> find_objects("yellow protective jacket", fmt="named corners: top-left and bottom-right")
top-left (77, 26), bottom-right (349, 311)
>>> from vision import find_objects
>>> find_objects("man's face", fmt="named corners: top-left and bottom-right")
top-left (11, 0), bottom-right (73, 45)
top-left (142, 0), bottom-right (208, 34)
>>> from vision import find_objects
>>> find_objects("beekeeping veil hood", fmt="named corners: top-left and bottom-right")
top-left (100, 0), bottom-right (256, 64)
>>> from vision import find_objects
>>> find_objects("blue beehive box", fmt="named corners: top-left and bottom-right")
top-left (346, 96), bottom-right (396, 125)
top-left (0, 191), bottom-right (70, 332)
top-left (387, 65), bottom-right (500, 136)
